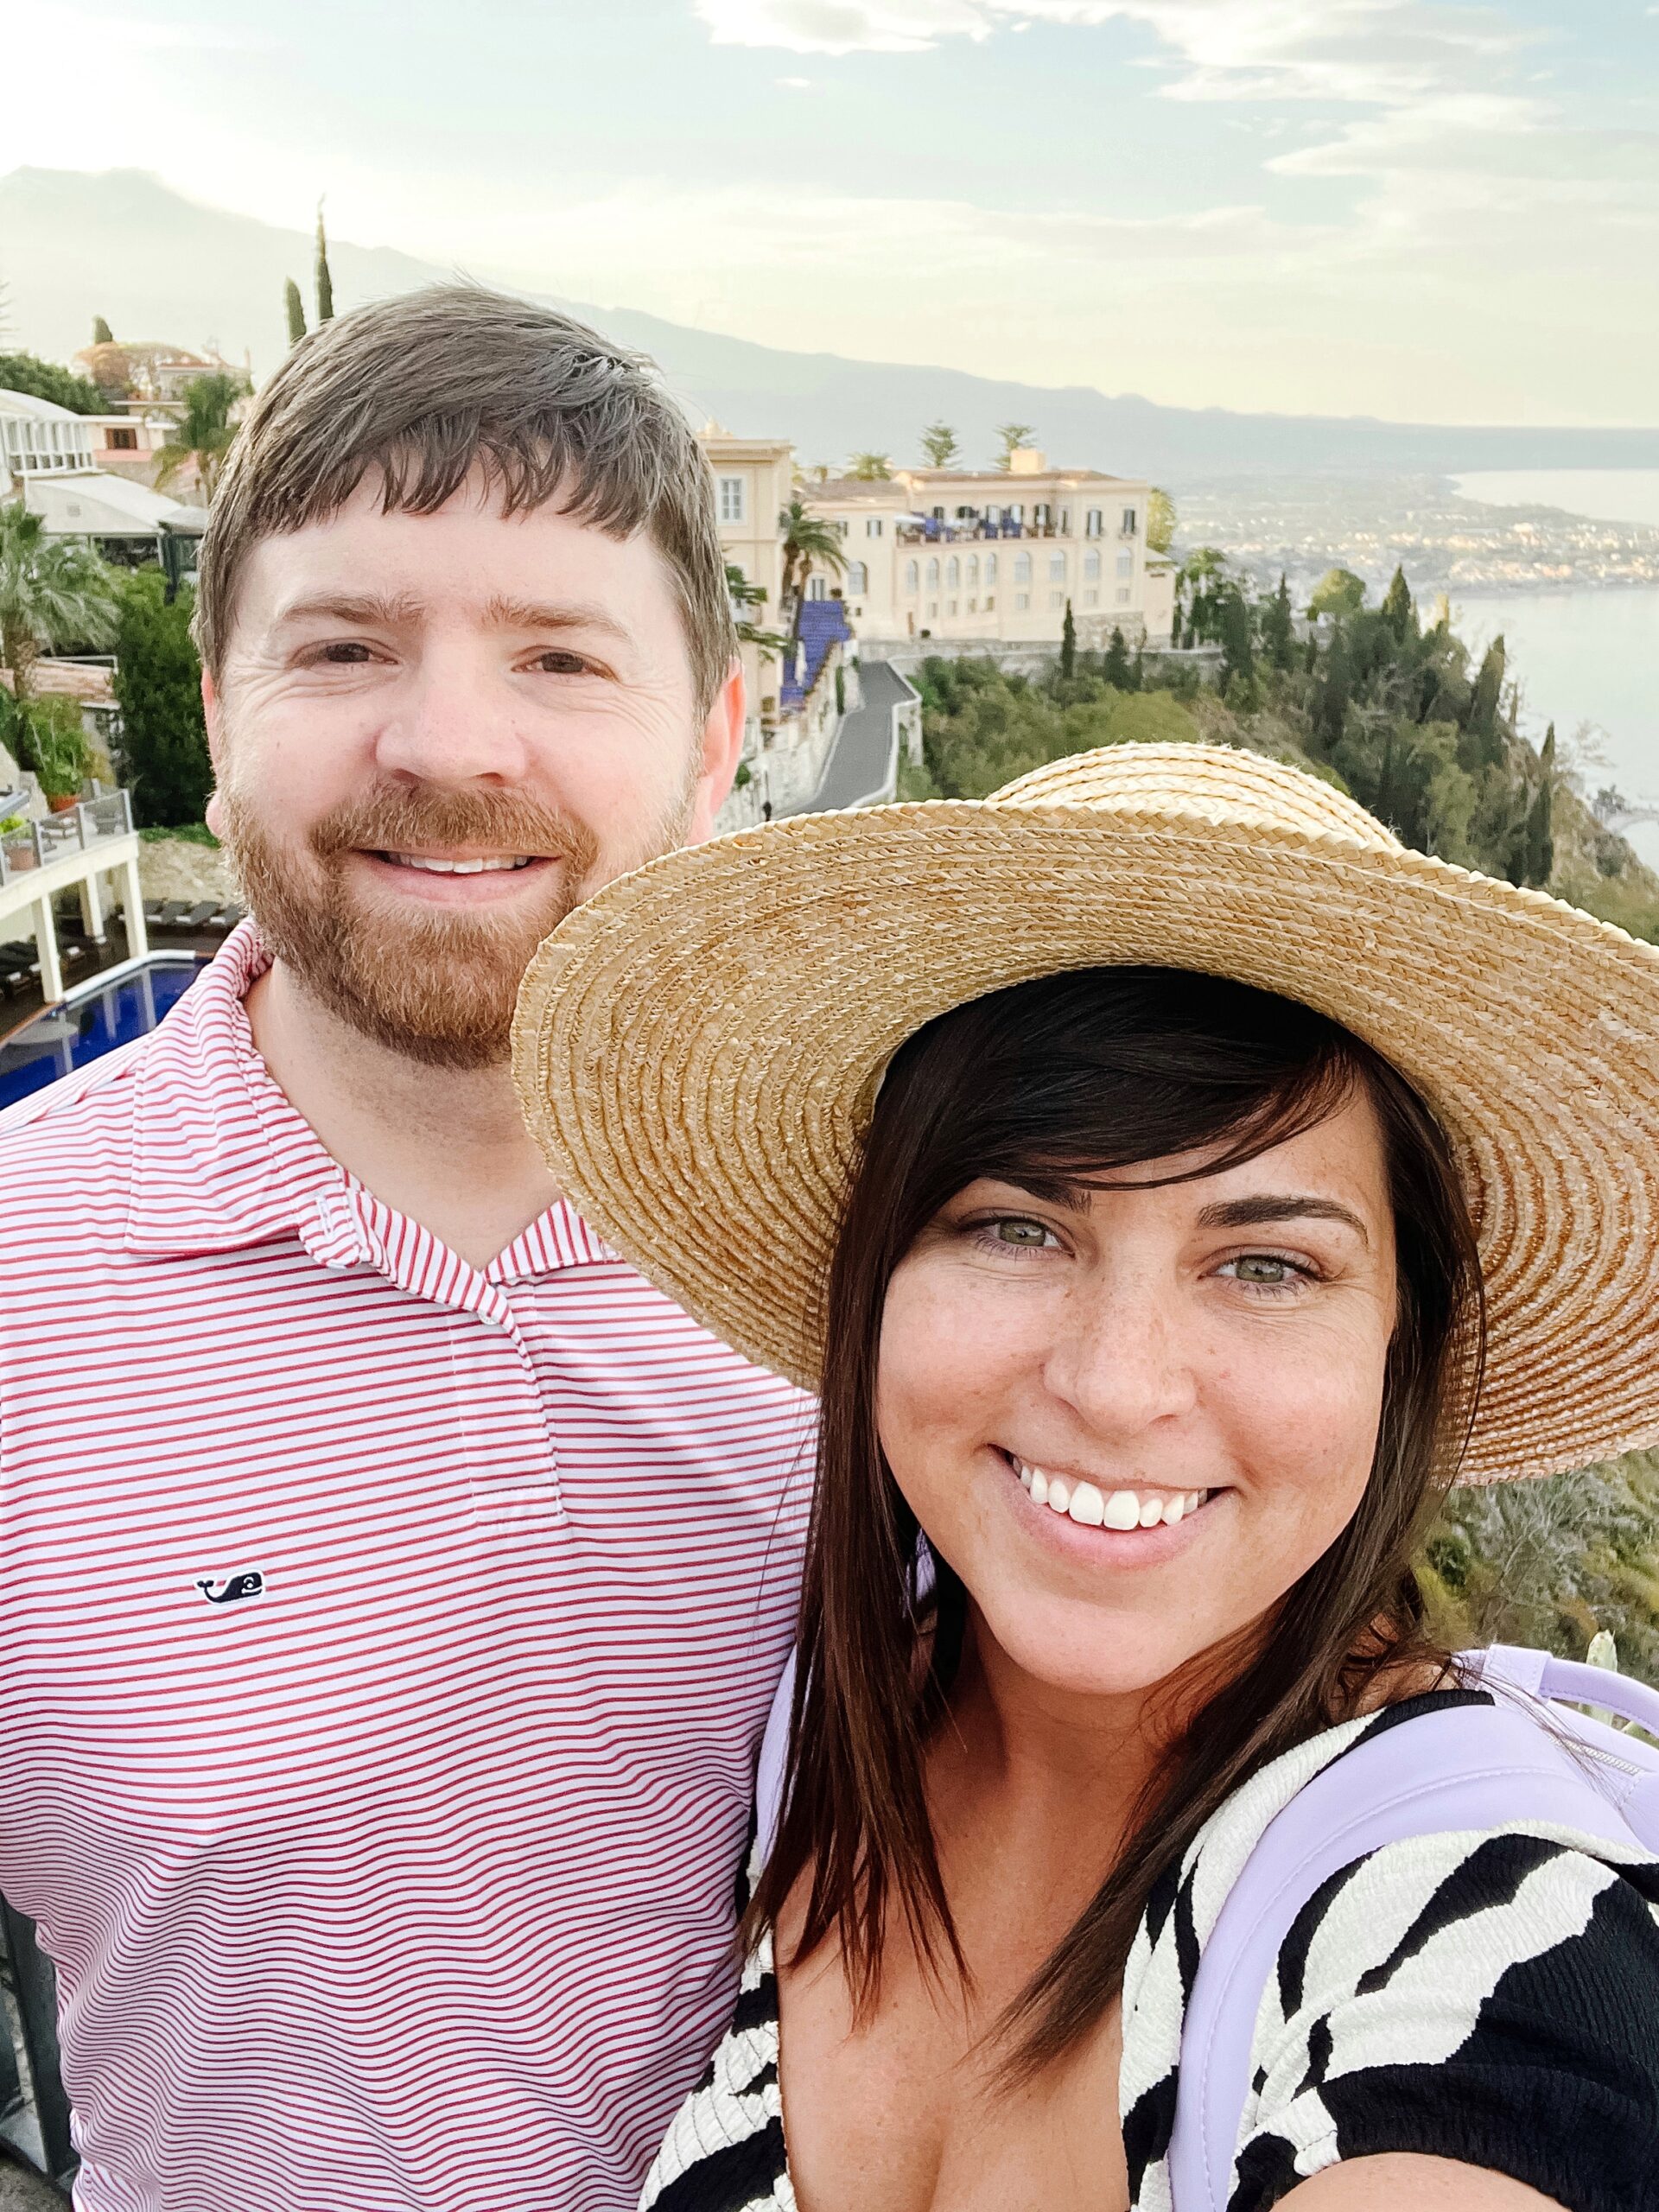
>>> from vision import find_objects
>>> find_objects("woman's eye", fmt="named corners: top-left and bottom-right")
top-left (976, 1217), bottom-right (1057, 1251)
top-left (1220, 1253), bottom-right (1309, 1291)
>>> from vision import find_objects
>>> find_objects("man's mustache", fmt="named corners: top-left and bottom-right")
top-left (308, 786), bottom-right (597, 874)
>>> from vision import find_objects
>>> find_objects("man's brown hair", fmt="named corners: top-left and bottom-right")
top-left (195, 284), bottom-right (737, 715)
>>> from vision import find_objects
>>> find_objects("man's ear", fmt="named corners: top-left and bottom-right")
top-left (686, 658), bottom-right (747, 846)
top-left (201, 668), bottom-right (226, 841)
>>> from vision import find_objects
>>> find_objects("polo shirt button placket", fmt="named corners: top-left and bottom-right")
top-left (461, 1287), bottom-right (563, 1530)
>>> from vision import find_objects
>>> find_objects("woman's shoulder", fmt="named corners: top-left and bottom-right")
top-left (638, 1931), bottom-right (791, 2212)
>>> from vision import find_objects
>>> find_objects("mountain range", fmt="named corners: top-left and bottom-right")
top-left (6, 167), bottom-right (1659, 484)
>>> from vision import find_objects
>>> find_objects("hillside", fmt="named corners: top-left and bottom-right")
top-left (6, 168), bottom-right (1659, 481)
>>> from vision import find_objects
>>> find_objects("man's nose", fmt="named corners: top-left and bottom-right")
top-left (371, 647), bottom-right (533, 785)
top-left (1042, 1275), bottom-right (1198, 1445)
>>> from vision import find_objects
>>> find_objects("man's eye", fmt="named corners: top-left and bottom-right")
top-left (309, 641), bottom-right (375, 664)
top-left (530, 650), bottom-right (590, 675)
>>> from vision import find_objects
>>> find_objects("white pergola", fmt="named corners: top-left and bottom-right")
top-left (0, 793), bottom-right (147, 1002)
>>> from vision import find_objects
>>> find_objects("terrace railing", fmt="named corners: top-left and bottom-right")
top-left (0, 790), bottom-right (134, 892)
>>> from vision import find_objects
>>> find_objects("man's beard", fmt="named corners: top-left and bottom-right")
top-left (221, 780), bottom-right (639, 1070)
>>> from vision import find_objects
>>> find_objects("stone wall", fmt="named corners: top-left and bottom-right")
top-left (137, 836), bottom-right (238, 904)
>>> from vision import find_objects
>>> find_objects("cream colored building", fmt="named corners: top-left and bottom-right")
top-left (804, 449), bottom-right (1174, 649)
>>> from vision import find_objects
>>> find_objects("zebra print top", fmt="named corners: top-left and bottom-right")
top-left (639, 1688), bottom-right (1659, 2211)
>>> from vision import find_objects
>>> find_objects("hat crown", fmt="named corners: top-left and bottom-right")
top-left (993, 743), bottom-right (1403, 853)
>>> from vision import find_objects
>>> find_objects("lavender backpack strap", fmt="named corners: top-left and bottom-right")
top-left (1166, 1656), bottom-right (1659, 2212)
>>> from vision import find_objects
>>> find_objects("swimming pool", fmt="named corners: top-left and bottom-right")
top-left (0, 957), bottom-right (207, 1111)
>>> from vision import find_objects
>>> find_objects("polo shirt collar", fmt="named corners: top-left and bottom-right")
top-left (122, 921), bottom-right (612, 1277)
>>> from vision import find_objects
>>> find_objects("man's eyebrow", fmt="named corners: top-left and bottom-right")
top-left (273, 590), bottom-right (425, 630)
top-left (482, 595), bottom-right (632, 642)
top-left (1197, 1194), bottom-right (1371, 1245)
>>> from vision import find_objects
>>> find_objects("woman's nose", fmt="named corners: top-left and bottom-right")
top-left (1043, 1280), bottom-right (1198, 1443)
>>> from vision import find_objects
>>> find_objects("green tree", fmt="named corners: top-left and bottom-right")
top-left (1461, 635), bottom-right (1507, 772)
top-left (0, 501), bottom-right (118, 701)
top-left (1308, 567), bottom-right (1368, 620)
top-left (1102, 626), bottom-right (1135, 690)
top-left (1260, 573), bottom-right (1294, 672)
top-left (155, 372), bottom-right (246, 501)
top-left (1059, 600), bottom-right (1077, 679)
top-left (14, 693), bottom-right (92, 802)
top-left (725, 562), bottom-right (786, 656)
top-left (284, 278), bottom-right (308, 347)
top-left (918, 422), bottom-right (959, 468)
top-left (111, 569), bottom-right (213, 827)
top-left (315, 203), bottom-right (335, 322)
top-left (993, 421), bottom-right (1035, 472)
top-left (1178, 547), bottom-right (1231, 644)
top-left (0, 352), bottom-right (104, 416)
top-left (778, 497), bottom-right (847, 609)
top-left (1146, 487), bottom-right (1176, 555)
top-left (1217, 587), bottom-right (1255, 697)
top-left (1525, 722), bottom-right (1556, 887)
top-left (92, 315), bottom-right (114, 346)
top-left (847, 452), bottom-right (892, 480)
top-left (1382, 564), bottom-right (1415, 644)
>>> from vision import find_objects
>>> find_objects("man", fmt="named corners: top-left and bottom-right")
top-left (0, 289), bottom-right (813, 2212)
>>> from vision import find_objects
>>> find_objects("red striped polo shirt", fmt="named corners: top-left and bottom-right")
top-left (0, 925), bottom-right (815, 2212)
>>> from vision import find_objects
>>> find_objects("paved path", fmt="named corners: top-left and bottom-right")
top-left (0, 2160), bottom-right (64, 2209)
top-left (793, 660), bottom-right (911, 814)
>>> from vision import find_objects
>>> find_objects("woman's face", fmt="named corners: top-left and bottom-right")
top-left (875, 1091), bottom-right (1399, 1700)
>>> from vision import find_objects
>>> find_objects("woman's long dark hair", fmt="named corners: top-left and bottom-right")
top-left (744, 966), bottom-right (1485, 2074)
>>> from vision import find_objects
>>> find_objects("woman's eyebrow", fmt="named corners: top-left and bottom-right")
top-left (1197, 1193), bottom-right (1370, 1245)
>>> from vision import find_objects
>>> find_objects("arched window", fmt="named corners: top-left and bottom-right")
top-left (1014, 552), bottom-right (1032, 583)
top-left (926, 557), bottom-right (940, 587)
top-left (1084, 550), bottom-right (1101, 580)
top-left (1049, 553), bottom-right (1066, 582)
top-left (985, 553), bottom-right (997, 586)
top-left (905, 559), bottom-right (919, 593)
top-left (946, 556), bottom-right (960, 588)
top-left (967, 556), bottom-right (979, 586)
top-left (849, 561), bottom-right (868, 594)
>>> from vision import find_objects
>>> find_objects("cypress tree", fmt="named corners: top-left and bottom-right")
top-left (1382, 564), bottom-right (1415, 643)
top-left (1261, 572), bottom-right (1294, 671)
top-left (1465, 635), bottom-right (1507, 769)
top-left (315, 205), bottom-right (335, 323)
top-left (1526, 723), bottom-right (1556, 887)
top-left (1218, 587), bottom-right (1255, 692)
top-left (1103, 626), bottom-right (1133, 689)
top-left (92, 315), bottom-right (113, 346)
top-left (110, 571), bottom-right (213, 827)
top-left (285, 278), bottom-right (308, 346)
top-left (1060, 599), bottom-right (1077, 679)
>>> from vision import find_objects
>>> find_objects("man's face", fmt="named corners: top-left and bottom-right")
top-left (203, 469), bottom-right (742, 1067)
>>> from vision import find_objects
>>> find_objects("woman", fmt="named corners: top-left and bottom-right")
top-left (512, 744), bottom-right (1659, 2211)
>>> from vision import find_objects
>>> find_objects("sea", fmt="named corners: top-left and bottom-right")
top-left (1447, 470), bottom-right (1659, 871)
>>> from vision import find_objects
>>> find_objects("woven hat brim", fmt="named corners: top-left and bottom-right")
top-left (512, 801), bottom-right (1659, 1486)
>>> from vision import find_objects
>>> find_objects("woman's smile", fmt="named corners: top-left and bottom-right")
top-left (996, 1447), bottom-right (1225, 1564)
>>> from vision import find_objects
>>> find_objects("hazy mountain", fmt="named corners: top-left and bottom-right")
top-left (6, 167), bottom-right (1658, 482)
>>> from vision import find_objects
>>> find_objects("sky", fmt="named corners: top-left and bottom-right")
top-left (7, 0), bottom-right (1658, 424)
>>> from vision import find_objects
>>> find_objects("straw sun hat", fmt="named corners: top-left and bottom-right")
top-left (512, 742), bottom-right (1659, 1486)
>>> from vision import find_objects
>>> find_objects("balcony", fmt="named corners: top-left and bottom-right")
top-left (0, 788), bottom-right (147, 1003)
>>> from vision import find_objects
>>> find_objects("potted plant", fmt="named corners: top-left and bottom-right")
top-left (18, 696), bottom-right (91, 814)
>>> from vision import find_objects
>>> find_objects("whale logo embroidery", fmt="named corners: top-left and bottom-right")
top-left (195, 1571), bottom-right (266, 1605)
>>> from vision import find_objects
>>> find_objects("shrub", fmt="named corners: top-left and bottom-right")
top-left (111, 569), bottom-right (213, 828)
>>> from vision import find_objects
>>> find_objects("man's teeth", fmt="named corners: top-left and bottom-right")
top-left (1014, 1460), bottom-right (1209, 1529)
top-left (385, 854), bottom-right (536, 874)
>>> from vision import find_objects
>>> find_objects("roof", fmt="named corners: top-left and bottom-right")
top-left (0, 387), bottom-right (87, 423)
top-left (805, 477), bottom-right (908, 504)
top-left (900, 466), bottom-right (1135, 486)
top-left (0, 662), bottom-right (116, 707)
top-left (21, 471), bottom-right (201, 536)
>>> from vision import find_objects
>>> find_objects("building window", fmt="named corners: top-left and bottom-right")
top-left (906, 560), bottom-right (919, 593)
top-left (867, 518), bottom-right (883, 537)
top-left (1116, 587), bottom-right (1132, 603)
top-left (718, 476), bottom-right (746, 524)
top-left (926, 557), bottom-right (940, 587)
top-left (1049, 590), bottom-right (1065, 610)
top-left (1033, 502), bottom-right (1052, 530)
top-left (948, 600), bottom-right (958, 616)
top-left (1059, 509), bottom-right (1071, 537)
top-left (848, 561), bottom-right (868, 594)
top-left (985, 594), bottom-right (995, 610)
top-left (808, 576), bottom-right (827, 600)
top-left (1117, 551), bottom-right (1134, 578)
top-left (967, 556), bottom-right (979, 585)
top-left (1015, 592), bottom-right (1030, 611)
top-left (836, 519), bottom-right (849, 537)
top-left (931, 505), bottom-right (946, 521)
top-left (985, 553), bottom-right (997, 586)
top-left (1007, 504), bottom-right (1024, 523)
top-left (967, 598), bottom-right (977, 613)
top-left (1049, 555), bottom-right (1066, 582)
top-left (1084, 590), bottom-right (1099, 608)
top-left (1085, 509), bottom-right (1103, 537)
top-left (1014, 552), bottom-right (1032, 582)
top-left (946, 556), bottom-right (960, 588)
top-left (985, 505), bottom-right (1001, 524)
top-left (108, 426), bottom-right (138, 451)
top-left (928, 601), bottom-right (939, 617)
top-left (1084, 550), bottom-right (1101, 580)
top-left (1121, 506), bottom-right (1138, 536)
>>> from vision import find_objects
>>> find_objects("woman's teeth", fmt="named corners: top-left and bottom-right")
top-left (1013, 1459), bottom-right (1209, 1530)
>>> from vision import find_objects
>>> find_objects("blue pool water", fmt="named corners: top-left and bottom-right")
top-left (0, 958), bottom-right (207, 1111)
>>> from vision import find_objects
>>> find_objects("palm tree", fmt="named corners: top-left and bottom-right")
top-left (847, 452), bottom-right (893, 480)
top-left (0, 502), bottom-right (118, 704)
top-left (778, 497), bottom-right (848, 610)
top-left (155, 373), bottom-right (247, 502)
